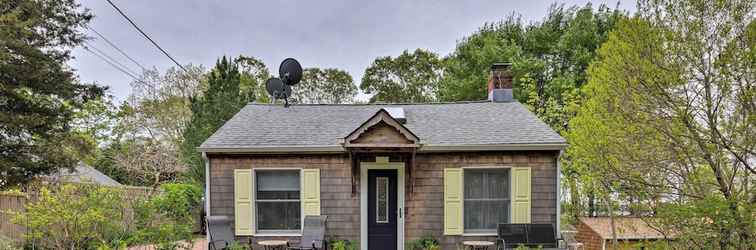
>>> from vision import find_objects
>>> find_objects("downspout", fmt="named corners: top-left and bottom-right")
top-left (202, 152), bottom-right (210, 239)
top-left (556, 150), bottom-right (563, 241)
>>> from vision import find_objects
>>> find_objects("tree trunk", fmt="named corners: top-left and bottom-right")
top-left (605, 187), bottom-right (618, 250)
top-left (588, 189), bottom-right (596, 217)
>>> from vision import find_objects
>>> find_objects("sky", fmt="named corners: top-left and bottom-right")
top-left (70, 0), bottom-right (636, 102)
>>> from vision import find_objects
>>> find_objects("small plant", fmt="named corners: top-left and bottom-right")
top-left (406, 236), bottom-right (439, 250)
top-left (226, 241), bottom-right (251, 250)
top-left (330, 240), bottom-right (359, 250)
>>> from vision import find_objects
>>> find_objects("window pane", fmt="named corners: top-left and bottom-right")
top-left (256, 201), bottom-right (301, 230)
top-left (464, 169), bottom-right (510, 232)
top-left (376, 177), bottom-right (389, 223)
top-left (257, 170), bottom-right (300, 200)
top-left (257, 170), bottom-right (300, 191)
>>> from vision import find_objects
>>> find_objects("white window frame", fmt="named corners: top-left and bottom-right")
top-left (252, 168), bottom-right (304, 236)
top-left (461, 166), bottom-right (512, 236)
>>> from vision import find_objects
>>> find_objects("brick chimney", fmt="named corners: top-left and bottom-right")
top-left (488, 63), bottom-right (514, 102)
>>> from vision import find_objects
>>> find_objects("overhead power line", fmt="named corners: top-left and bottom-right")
top-left (82, 43), bottom-right (145, 84)
top-left (87, 26), bottom-right (148, 72)
top-left (105, 0), bottom-right (188, 73)
top-left (83, 41), bottom-right (141, 77)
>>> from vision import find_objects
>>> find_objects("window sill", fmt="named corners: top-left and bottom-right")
top-left (253, 233), bottom-right (302, 237)
top-left (462, 233), bottom-right (498, 237)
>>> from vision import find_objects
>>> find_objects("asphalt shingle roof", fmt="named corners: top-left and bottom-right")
top-left (199, 101), bottom-right (566, 151)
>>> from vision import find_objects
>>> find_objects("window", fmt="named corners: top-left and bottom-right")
top-left (376, 177), bottom-right (389, 223)
top-left (464, 169), bottom-right (509, 233)
top-left (255, 170), bottom-right (301, 233)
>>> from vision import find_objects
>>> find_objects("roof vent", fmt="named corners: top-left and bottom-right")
top-left (384, 107), bottom-right (406, 123)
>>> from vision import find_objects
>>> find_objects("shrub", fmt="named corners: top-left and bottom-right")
top-left (329, 240), bottom-right (358, 250)
top-left (12, 184), bottom-right (128, 249)
top-left (406, 236), bottom-right (439, 250)
top-left (0, 236), bottom-right (21, 250)
top-left (130, 183), bottom-right (202, 249)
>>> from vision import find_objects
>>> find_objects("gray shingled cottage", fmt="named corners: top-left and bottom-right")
top-left (199, 64), bottom-right (566, 250)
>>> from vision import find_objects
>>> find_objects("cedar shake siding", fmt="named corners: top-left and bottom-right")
top-left (208, 151), bottom-right (558, 250)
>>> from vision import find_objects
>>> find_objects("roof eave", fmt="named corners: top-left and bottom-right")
top-left (198, 142), bottom-right (567, 154)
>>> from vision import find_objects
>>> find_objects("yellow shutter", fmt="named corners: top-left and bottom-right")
top-left (234, 169), bottom-right (254, 235)
top-left (511, 167), bottom-right (532, 223)
top-left (443, 168), bottom-right (463, 235)
top-left (301, 169), bottom-right (321, 216)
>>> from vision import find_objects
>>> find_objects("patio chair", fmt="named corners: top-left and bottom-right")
top-left (526, 224), bottom-right (558, 248)
top-left (206, 215), bottom-right (235, 250)
top-left (288, 215), bottom-right (328, 250)
top-left (497, 223), bottom-right (528, 250)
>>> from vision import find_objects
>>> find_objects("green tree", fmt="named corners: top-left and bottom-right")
top-left (236, 56), bottom-right (271, 103)
top-left (290, 68), bottom-right (357, 104)
top-left (181, 56), bottom-right (261, 184)
top-left (568, 0), bottom-right (755, 247)
top-left (439, 16), bottom-right (524, 102)
top-left (441, 4), bottom-right (621, 133)
top-left (361, 49), bottom-right (443, 103)
top-left (0, 0), bottom-right (106, 189)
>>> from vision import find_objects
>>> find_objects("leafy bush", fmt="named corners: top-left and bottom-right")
top-left (0, 236), bottom-right (21, 250)
top-left (329, 240), bottom-right (358, 250)
top-left (130, 183), bottom-right (202, 249)
top-left (406, 236), bottom-right (439, 250)
top-left (13, 184), bottom-right (129, 249)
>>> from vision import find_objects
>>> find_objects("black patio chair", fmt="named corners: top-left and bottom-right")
top-left (206, 215), bottom-right (235, 250)
top-left (288, 215), bottom-right (328, 250)
top-left (526, 224), bottom-right (558, 248)
top-left (497, 223), bottom-right (560, 249)
top-left (497, 223), bottom-right (528, 250)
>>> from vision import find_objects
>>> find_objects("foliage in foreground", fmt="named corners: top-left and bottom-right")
top-left (405, 236), bottom-right (440, 250)
top-left (131, 183), bottom-right (203, 250)
top-left (11, 183), bottom-right (202, 250)
top-left (329, 240), bottom-right (359, 250)
top-left (13, 184), bottom-right (129, 249)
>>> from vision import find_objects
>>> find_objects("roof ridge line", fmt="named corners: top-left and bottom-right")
top-left (247, 100), bottom-right (507, 106)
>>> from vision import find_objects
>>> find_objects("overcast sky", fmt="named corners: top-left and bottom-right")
top-left (70, 0), bottom-right (636, 102)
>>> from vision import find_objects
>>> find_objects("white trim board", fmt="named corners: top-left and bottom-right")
top-left (360, 161), bottom-right (405, 250)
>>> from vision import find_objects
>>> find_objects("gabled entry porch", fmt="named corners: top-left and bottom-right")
top-left (342, 108), bottom-right (420, 250)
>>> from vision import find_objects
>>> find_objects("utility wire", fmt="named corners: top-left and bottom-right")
top-left (82, 44), bottom-right (145, 84)
top-left (83, 41), bottom-right (141, 77)
top-left (87, 26), bottom-right (148, 72)
top-left (105, 0), bottom-right (188, 73)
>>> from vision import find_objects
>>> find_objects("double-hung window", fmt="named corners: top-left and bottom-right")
top-left (255, 170), bottom-right (301, 233)
top-left (463, 168), bottom-right (510, 234)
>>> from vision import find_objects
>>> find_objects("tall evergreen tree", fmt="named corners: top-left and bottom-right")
top-left (180, 57), bottom-right (253, 184)
top-left (0, 0), bottom-right (105, 189)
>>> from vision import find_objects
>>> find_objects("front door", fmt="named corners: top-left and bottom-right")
top-left (368, 170), bottom-right (398, 250)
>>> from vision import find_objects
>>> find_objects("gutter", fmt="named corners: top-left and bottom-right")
top-left (197, 143), bottom-right (567, 154)
top-left (202, 152), bottom-right (210, 241)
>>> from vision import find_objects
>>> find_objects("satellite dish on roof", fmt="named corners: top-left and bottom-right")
top-left (266, 58), bottom-right (302, 107)
top-left (279, 58), bottom-right (302, 86)
top-left (265, 77), bottom-right (286, 98)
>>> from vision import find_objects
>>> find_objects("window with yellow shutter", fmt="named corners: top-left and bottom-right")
top-left (463, 169), bottom-right (510, 234)
top-left (255, 170), bottom-right (301, 233)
